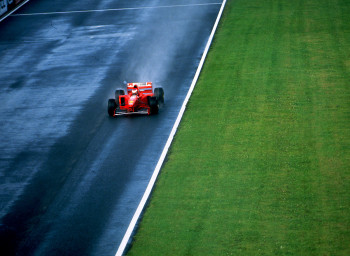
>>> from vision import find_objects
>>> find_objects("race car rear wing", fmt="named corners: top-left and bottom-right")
top-left (127, 82), bottom-right (153, 94)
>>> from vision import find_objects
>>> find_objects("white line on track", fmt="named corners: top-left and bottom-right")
top-left (115, 0), bottom-right (227, 255)
top-left (11, 3), bottom-right (222, 17)
top-left (0, 0), bottom-right (30, 22)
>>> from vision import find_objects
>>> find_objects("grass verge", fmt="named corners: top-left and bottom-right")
top-left (127, 0), bottom-right (350, 255)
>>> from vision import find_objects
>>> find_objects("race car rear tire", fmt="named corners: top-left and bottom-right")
top-left (108, 99), bottom-right (117, 117)
top-left (148, 96), bottom-right (159, 115)
top-left (154, 87), bottom-right (164, 104)
top-left (115, 89), bottom-right (125, 101)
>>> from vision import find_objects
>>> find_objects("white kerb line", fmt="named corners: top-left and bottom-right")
top-left (115, 0), bottom-right (227, 255)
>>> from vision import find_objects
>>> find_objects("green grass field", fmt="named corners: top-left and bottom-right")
top-left (127, 0), bottom-right (350, 255)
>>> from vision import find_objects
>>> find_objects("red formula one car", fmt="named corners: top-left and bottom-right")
top-left (108, 82), bottom-right (164, 117)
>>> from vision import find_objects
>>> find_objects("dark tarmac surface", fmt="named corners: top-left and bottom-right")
top-left (0, 1), bottom-right (221, 255)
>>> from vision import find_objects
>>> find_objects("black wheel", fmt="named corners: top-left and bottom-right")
top-left (154, 87), bottom-right (164, 104)
top-left (115, 89), bottom-right (125, 101)
top-left (148, 96), bottom-right (159, 115)
top-left (108, 99), bottom-right (117, 117)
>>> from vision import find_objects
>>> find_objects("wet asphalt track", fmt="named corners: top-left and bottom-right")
top-left (0, 1), bottom-right (221, 255)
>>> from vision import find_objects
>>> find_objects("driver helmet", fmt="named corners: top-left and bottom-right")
top-left (132, 85), bottom-right (138, 95)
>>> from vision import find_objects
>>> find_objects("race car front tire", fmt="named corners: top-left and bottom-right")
top-left (154, 87), bottom-right (164, 104)
top-left (108, 99), bottom-right (117, 117)
top-left (148, 96), bottom-right (159, 115)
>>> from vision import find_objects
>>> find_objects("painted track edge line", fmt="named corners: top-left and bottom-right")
top-left (11, 3), bottom-right (222, 16)
top-left (0, 0), bottom-right (31, 23)
top-left (115, 1), bottom-right (227, 255)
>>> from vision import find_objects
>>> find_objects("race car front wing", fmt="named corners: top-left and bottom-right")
top-left (113, 109), bottom-right (149, 116)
